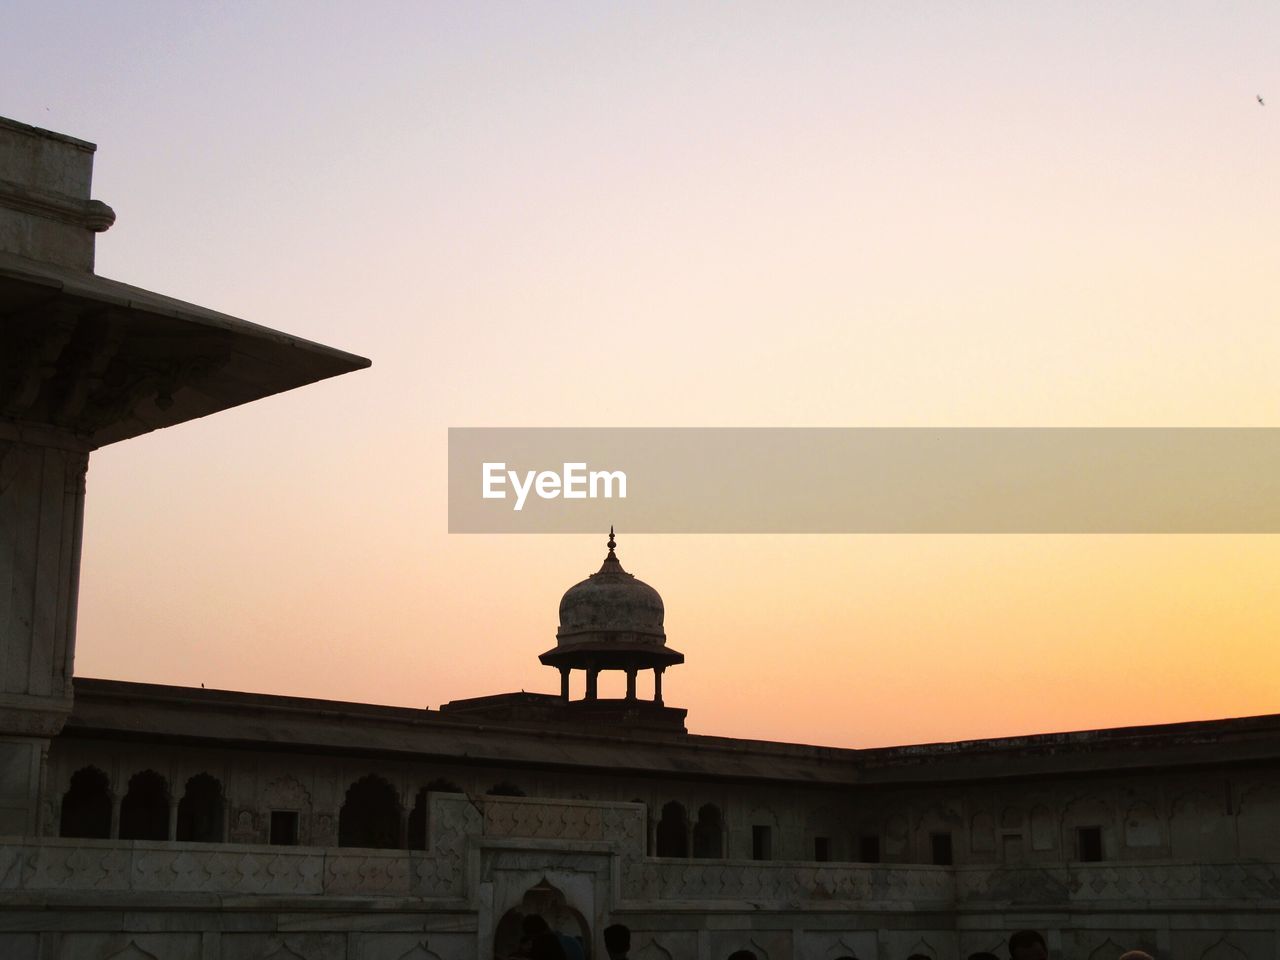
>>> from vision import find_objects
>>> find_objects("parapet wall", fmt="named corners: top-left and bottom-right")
top-left (1, 794), bottom-right (1276, 959)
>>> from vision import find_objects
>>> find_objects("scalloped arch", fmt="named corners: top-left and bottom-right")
top-left (1200, 937), bottom-right (1248, 960)
top-left (105, 943), bottom-right (160, 960)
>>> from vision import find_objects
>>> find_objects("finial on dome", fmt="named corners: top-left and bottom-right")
top-left (607, 526), bottom-right (616, 557)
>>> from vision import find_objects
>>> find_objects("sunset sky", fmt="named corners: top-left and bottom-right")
top-left (4, 2), bottom-right (1279, 748)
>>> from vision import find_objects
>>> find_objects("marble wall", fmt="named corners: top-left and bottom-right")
top-left (43, 738), bottom-right (1280, 868)
top-left (0, 793), bottom-right (1276, 959)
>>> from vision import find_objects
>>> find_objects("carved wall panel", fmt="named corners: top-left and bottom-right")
top-left (709, 930), bottom-right (789, 960)
top-left (883, 814), bottom-right (909, 858)
top-left (417, 794), bottom-right (479, 898)
top-left (1123, 801), bottom-right (1162, 849)
top-left (632, 936), bottom-right (679, 960)
top-left (346, 934), bottom-right (474, 960)
top-left (1237, 781), bottom-right (1280, 860)
top-left (1169, 789), bottom-right (1234, 860)
top-left (1029, 804), bottom-right (1056, 852)
top-left (801, 931), bottom-right (877, 960)
top-left (970, 812), bottom-right (996, 854)
top-left (220, 933), bottom-right (346, 960)
top-left (1061, 793), bottom-right (1112, 858)
top-left (1200, 939), bottom-right (1249, 960)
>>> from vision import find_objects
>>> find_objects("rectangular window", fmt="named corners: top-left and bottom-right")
top-left (270, 810), bottom-right (299, 846)
top-left (1077, 825), bottom-right (1104, 862)
top-left (930, 831), bottom-right (953, 866)
top-left (752, 824), bottom-right (772, 860)
top-left (858, 834), bottom-right (881, 863)
top-left (814, 836), bottom-right (831, 862)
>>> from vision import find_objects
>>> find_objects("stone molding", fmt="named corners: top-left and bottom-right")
top-left (0, 177), bottom-right (115, 232)
top-left (0, 696), bottom-right (73, 738)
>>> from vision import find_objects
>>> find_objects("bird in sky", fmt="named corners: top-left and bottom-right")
top-left (1259, 95), bottom-right (1266, 106)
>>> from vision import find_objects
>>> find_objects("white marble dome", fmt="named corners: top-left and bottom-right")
top-left (555, 532), bottom-right (666, 647)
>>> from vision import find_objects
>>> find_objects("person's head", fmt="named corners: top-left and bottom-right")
top-left (1009, 930), bottom-right (1048, 960)
top-left (1118, 953), bottom-right (1154, 960)
top-left (529, 931), bottom-right (567, 960)
top-left (521, 914), bottom-right (551, 940)
top-left (604, 923), bottom-right (631, 958)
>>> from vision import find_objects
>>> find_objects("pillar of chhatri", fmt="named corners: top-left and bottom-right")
top-left (0, 116), bottom-right (369, 834)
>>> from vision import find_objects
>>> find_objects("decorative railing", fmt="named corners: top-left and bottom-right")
top-left (0, 794), bottom-right (482, 900)
top-left (955, 860), bottom-right (1280, 905)
top-left (2, 796), bottom-right (1277, 910)
top-left (3, 839), bottom-right (383, 897)
top-left (622, 859), bottom-right (954, 904)
top-left (480, 796), bottom-right (645, 849)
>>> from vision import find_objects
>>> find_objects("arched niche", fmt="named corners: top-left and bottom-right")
top-left (1200, 936), bottom-right (1248, 959)
top-left (395, 943), bottom-right (444, 960)
top-left (492, 877), bottom-right (590, 959)
top-left (694, 803), bottom-right (724, 858)
top-left (120, 770), bottom-right (170, 841)
top-left (104, 943), bottom-right (160, 960)
top-left (60, 766), bottom-right (111, 839)
top-left (338, 774), bottom-right (400, 849)
top-left (176, 772), bottom-right (224, 843)
top-left (656, 800), bottom-right (688, 857)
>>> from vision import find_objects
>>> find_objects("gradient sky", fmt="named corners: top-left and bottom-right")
top-left (4, 2), bottom-right (1279, 748)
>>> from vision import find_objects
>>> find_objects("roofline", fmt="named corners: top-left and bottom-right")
top-left (66, 677), bottom-right (864, 776)
top-left (858, 711), bottom-right (1280, 759)
top-left (70, 676), bottom-right (1280, 760)
top-left (0, 116), bottom-right (97, 151)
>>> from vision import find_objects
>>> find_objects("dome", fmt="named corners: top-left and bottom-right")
top-left (556, 530), bottom-right (666, 648)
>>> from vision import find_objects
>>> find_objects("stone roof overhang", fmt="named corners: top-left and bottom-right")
top-left (0, 251), bottom-right (369, 446)
top-left (538, 641), bottom-right (685, 669)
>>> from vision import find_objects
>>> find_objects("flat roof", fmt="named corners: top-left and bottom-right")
top-left (0, 115), bottom-right (97, 151)
top-left (64, 678), bottom-right (1280, 788)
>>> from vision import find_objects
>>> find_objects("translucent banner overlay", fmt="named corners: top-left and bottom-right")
top-left (448, 428), bottom-right (1280, 533)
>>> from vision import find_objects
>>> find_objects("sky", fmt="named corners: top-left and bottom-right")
top-left (3, 2), bottom-right (1279, 748)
